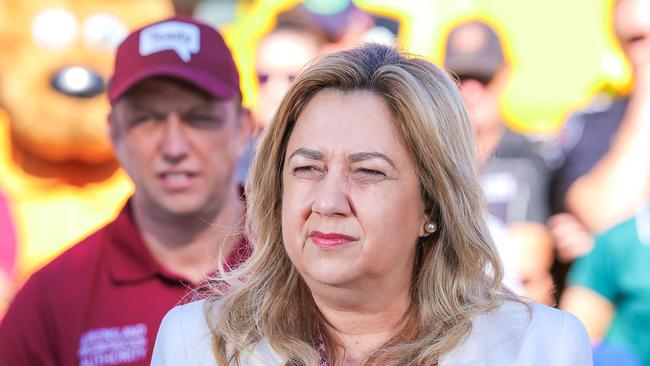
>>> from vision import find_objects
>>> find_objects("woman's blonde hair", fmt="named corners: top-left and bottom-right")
top-left (207, 43), bottom-right (513, 365)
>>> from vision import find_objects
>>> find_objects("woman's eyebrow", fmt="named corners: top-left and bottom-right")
top-left (288, 147), bottom-right (324, 161)
top-left (348, 151), bottom-right (396, 169)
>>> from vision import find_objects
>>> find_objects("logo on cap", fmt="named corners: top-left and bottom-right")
top-left (139, 21), bottom-right (200, 62)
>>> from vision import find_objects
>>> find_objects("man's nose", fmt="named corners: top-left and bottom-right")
top-left (311, 171), bottom-right (353, 217)
top-left (160, 113), bottom-right (190, 162)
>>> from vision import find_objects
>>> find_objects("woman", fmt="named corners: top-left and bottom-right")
top-left (152, 44), bottom-right (592, 365)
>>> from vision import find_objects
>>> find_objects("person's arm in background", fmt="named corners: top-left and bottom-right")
top-left (559, 229), bottom-right (619, 342)
top-left (507, 222), bottom-right (555, 305)
top-left (560, 286), bottom-right (615, 341)
top-left (548, 213), bottom-right (595, 263)
top-left (566, 66), bottom-right (650, 232)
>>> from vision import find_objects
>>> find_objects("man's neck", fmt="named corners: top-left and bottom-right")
top-left (132, 191), bottom-right (244, 284)
top-left (478, 122), bottom-right (506, 167)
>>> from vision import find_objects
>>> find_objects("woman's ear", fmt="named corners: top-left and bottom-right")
top-left (419, 215), bottom-right (437, 237)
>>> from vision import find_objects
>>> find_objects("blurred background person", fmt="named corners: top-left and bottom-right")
top-left (251, 13), bottom-right (325, 130)
top-left (236, 12), bottom-right (325, 185)
top-left (560, 205), bottom-right (649, 365)
top-left (552, 0), bottom-right (650, 234)
top-left (551, 1), bottom-right (650, 364)
top-left (0, 17), bottom-right (251, 366)
top-left (444, 19), bottom-right (555, 305)
top-left (549, 0), bottom-right (650, 300)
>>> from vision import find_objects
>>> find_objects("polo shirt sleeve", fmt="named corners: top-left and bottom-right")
top-left (0, 274), bottom-right (58, 365)
top-left (568, 227), bottom-right (621, 302)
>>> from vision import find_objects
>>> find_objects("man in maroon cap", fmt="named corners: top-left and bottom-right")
top-left (444, 20), bottom-right (555, 304)
top-left (0, 16), bottom-right (252, 366)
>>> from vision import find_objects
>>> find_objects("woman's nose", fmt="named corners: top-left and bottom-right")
top-left (311, 172), bottom-right (352, 217)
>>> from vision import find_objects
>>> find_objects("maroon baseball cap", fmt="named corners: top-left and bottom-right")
top-left (108, 16), bottom-right (240, 105)
top-left (444, 20), bottom-right (505, 83)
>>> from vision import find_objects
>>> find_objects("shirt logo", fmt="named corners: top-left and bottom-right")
top-left (78, 323), bottom-right (147, 366)
top-left (139, 21), bottom-right (200, 62)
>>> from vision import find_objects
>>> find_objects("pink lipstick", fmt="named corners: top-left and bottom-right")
top-left (309, 231), bottom-right (356, 249)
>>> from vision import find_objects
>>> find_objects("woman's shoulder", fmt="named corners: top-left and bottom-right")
top-left (151, 299), bottom-right (285, 366)
top-left (151, 299), bottom-right (217, 366)
top-left (440, 300), bottom-right (593, 366)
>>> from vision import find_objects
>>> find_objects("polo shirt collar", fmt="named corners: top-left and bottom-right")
top-left (106, 200), bottom-right (189, 284)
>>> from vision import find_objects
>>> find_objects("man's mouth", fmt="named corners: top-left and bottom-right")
top-left (158, 171), bottom-right (196, 190)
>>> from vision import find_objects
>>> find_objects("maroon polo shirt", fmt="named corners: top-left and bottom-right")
top-left (0, 201), bottom-right (248, 366)
top-left (0, 191), bottom-right (16, 280)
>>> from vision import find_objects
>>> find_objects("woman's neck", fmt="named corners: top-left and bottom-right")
top-left (311, 282), bottom-right (412, 364)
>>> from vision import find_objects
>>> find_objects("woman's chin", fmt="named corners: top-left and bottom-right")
top-left (301, 268), bottom-right (361, 290)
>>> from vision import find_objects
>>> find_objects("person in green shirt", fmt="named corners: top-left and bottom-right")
top-left (562, 206), bottom-right (650, 365)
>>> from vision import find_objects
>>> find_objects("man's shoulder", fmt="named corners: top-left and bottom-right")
top-left (559, 95), bottom-right (628, 152)
top-left (592, 211), bottom-right (646, 254)
top-left (30, 222), bottom-right (112, 285)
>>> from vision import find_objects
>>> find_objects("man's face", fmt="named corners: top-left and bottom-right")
top-left (457, 70), bottom-right (507, 137)
top-left (614, 0), bottom-right (650, 68)
top-left (254, 30), bottom-right (320, 128)
top-left (110, 78), bottom-right (249, 219)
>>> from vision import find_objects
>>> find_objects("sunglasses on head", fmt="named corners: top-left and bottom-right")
top-left (457, 74), bottom-right (494, 86)
top-left (257, 73), bottom-right (297, 85)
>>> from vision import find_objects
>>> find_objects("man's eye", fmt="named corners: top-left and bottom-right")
top-left (129, 111), bottom-right (166, 124)
top-left (128, 114), bottom-right (153, 125)
top-left (186, 115), bottom-right (223, 128)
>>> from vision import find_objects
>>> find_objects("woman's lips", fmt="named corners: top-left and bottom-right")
top-left (309, 231), bottom-right (357, 248)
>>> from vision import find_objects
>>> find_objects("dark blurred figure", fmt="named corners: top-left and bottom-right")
top-left (445, 20), bottom-right (554, 305)
top-left (550, 0), bottom-right (650, 238)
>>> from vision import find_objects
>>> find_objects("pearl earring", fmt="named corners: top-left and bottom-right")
top-left (425, 222), bottom-right (437, 234)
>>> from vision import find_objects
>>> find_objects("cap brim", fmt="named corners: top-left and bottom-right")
top-left (109, 65), bottom-right (237, 104)
top-left (445, 57), bottom-right (499, 81)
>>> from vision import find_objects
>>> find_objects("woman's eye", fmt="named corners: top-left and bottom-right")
top-left (356, 168), bottom-right (385, 176)
top-left (293, 165), bottom-right (323, 177)
top-left (353, 168), bottom-right (387, 181)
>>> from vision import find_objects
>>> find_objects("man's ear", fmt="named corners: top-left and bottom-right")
top-left (107, 109), bottom-right (119, 145)
top-left (233, 107), bottom-right (253, 155)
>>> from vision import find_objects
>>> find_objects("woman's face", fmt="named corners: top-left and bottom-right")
top-left (281, 89), bottom-right (428, 290)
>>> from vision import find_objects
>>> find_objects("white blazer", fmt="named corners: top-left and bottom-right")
top-left (151, 299), bottom-right (593, 365)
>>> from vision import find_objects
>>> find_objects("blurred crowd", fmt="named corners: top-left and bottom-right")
top-left (0, 0), bottom-right (649, 364)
